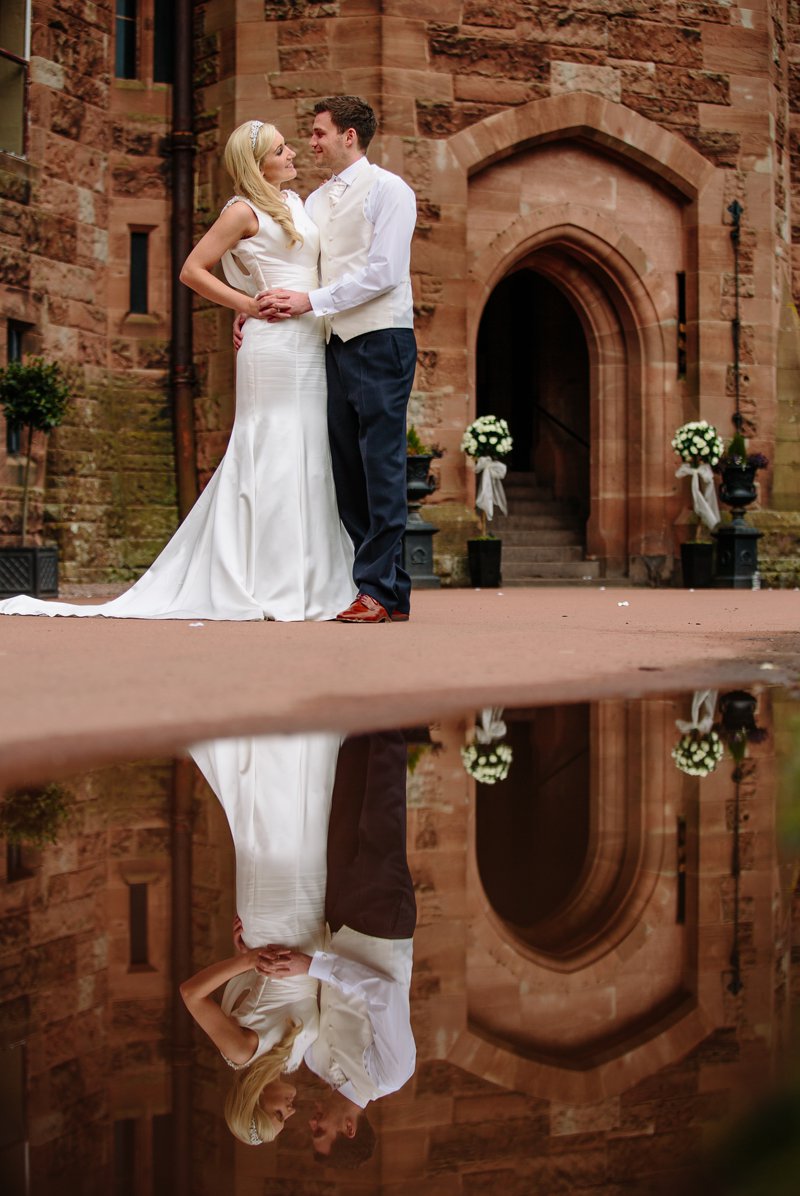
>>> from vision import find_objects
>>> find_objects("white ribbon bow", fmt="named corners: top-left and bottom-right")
top-left (675, 689), bottom-right (718, 735)
top-left (474, 457), bottom-right (508, 521)
top-left (675, 462), bottom-right (720, 530)
top-left (475, 707), bottom-right (507, 744)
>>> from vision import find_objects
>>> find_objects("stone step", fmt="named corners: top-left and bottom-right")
top-left (496, 528), bottom-right (583, 546)
top-left (498, 498), bottom-right (577, 515)
top-left (499, 576), bottom-right (629, 588)
top-left (492, 514), bottom-right (584, 530)
top-left (501, 559), bottom-right (601, 580)
top-left (503, 545), bottom-right (585, 562)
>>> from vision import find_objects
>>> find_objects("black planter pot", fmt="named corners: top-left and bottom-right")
top-left (680, 541), bottom-right (715, 589)
top-left (468, 537), bottom-right (502, 588)
top-left (0, 545), bottom-right (59, 598)
top-left (713, 463), bottom-right (762, 588)
top-left (719, 463), bottom-right (757, 509)
top-left (403, 454), bottom-right (440, 588)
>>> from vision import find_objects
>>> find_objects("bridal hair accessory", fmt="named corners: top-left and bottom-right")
top-left (250, 121), bottom-right (264, 151)
top-left (248, 1116), bottom-right (263, 1145)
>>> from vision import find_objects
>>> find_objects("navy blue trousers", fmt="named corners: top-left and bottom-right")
top-left (326, 328), bottom-right (417, 615)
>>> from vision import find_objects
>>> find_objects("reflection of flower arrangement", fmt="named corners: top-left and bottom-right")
top-left (461, 741), bottom-right (513, 784)
top-left (672, 420), bottom-right (724, 467)
top-left (671, 729), bottom-right (724, 777)
top-left (461, 415), bottom-right (513, 461)
top-left (461, 707), bottom-right (513, 784)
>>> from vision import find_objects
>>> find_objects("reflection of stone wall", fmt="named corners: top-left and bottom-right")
top-left (0, 758), bottom-right (172, 1192)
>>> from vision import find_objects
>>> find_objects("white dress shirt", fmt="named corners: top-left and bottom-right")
top-left (305, 156), bottom-right (416, 326)
top-left (304, 935), bottom-right (415, 1108)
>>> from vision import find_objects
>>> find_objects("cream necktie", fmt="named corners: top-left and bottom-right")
top-left (328, 177), bottom-right (347, 206)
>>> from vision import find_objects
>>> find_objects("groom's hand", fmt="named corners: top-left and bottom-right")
top-left (232, 312), bottom-right (247, 351)
top-left (258, 289), bottom-right (312, 320)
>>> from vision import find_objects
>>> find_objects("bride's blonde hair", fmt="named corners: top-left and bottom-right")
top-left (223, 120), bottom-right (302, 248)
top-left (224, 1020), bottom-right (301, 1145)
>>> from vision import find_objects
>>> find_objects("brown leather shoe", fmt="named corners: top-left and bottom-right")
top-left (390, 611), bottom-right (410, 622)
top-left (336, 593), bottom-right (391, 623)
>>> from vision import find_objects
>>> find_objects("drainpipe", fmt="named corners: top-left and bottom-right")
top-left (170, 0), bottom-right (198, 517)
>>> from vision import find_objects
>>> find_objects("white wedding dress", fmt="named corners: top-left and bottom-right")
top-left (0, 192), bottom-right (355, 622)
top-left (190, 732), bottom-right (341, 1071)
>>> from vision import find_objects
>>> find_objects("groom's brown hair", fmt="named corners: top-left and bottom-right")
top-left (314, 96), bottom-right (377, 150)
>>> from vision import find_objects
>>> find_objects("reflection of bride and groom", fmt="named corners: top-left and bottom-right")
top-left (181, 731), bottom-right (416, 1167)
top-left (0, 96), bottom-right (417, 625)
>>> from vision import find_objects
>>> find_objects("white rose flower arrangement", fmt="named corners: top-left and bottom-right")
top-left (672, 420), bottom-right (724, 533)
top-left (671, 420), bottom-right (724, 467)
top-left (461, 415), bottom-right (514, 531)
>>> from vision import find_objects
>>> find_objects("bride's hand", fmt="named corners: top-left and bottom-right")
top-left (256, 945), bottom-right (312, 977)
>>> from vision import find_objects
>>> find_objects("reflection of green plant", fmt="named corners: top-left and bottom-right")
top-left (0, 783), bottom-right (74, 846)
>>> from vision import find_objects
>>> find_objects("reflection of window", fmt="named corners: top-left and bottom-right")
top-left (0, 1), bottom-right (30, 156)
top-left (128, 881), bottom-right (149, 966)
top-left (129, 231), bottom-right (149, 314)
top-left (5, 320), bottom-right (26, 455)
top-left (115, 0), bottom-right (138, 79)
top-left (114, 1118), bottom-right (136, 1196)
top-left (0, 1041), bottom-right (27, 1192)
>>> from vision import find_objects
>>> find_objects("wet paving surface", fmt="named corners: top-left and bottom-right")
top-left (1, 687), bottom-right (799, 1195)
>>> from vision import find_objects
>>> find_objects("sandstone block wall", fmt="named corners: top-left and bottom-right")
top-left (0, 1), bottom-right (178, 584)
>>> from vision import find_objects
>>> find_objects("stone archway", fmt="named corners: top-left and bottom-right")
top-left (450, 96), bottom-right (714, 580)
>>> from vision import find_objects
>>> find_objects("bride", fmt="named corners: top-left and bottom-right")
top-left (0, 120), bottom-right (355, 622)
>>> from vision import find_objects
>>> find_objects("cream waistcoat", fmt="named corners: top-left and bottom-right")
top-left (313, 164), bottom-right (413, 342)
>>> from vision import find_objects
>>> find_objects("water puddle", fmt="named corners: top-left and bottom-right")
top-left (1, 687), bottom-right (798, 1194)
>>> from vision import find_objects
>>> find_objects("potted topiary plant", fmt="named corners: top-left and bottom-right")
top-left (461, 414), bottom-right (513, 587)
top-left (0, 356), bottom-right (71, 598)
top-left (671, 419), bottom-right (724, 588)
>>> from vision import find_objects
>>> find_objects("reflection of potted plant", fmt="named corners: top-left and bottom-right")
top-left (403, 425), bottom-right (444, 587)
top-left (462, 415), bottom-right (513, 588)
top-left (716, 689), bottom-right (767, 772)
top-left (672, 729), bottom-right (724, 777)
top-left (672, 689), bottom-right (724, 777)
top-left (672, 420), bottom-right (723, 588)
top-left (461, 707), bottom-right (513, 785)
top-left (0, 357), bottom-right (71, 598)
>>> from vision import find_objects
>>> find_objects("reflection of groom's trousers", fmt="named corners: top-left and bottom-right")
top-left (326, 328), bottom-right (418, 615)
top-left (326, 731), bottom-right (417, 940)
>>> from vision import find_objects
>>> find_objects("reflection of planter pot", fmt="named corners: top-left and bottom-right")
top-left (719, 690), bottom-right (757, 733)
top-left (0, 545), bottom-right (59, 598)
top-left (468, 538), bottom-right (502, 588)
top-left (720, 463), bottom-right (757, 509)
top-left (680, 541), bottom-right (714, 589)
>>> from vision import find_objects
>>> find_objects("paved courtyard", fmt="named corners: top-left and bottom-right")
top-left (1, 586), bottom-right (797, 787)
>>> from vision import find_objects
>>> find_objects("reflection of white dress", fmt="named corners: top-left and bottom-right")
top-left (0, 192), bottom-right (355, 622)
top-left (190, 733), bottom-right (341, 1071)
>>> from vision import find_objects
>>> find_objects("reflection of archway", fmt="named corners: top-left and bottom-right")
top-left (477, 706), bottom-right (591, 942)
top-left (476, 271), bottom-right (590, 518)
top-left (453, 698), bottom-right (709, 1102)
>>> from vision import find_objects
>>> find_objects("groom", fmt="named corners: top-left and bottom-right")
top-left (258, 96), bottom-right (417, 624)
